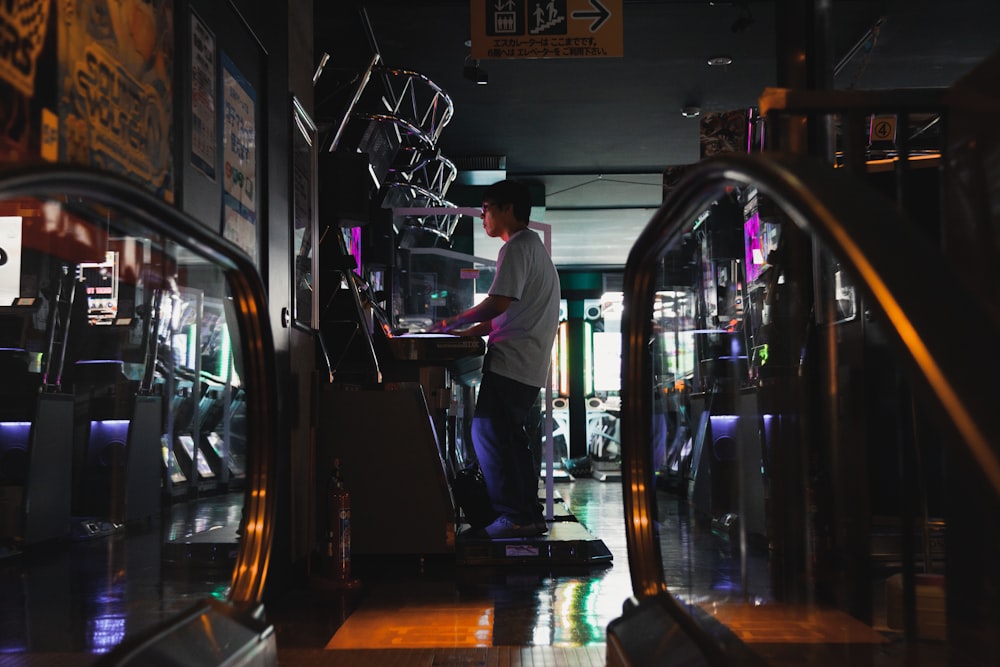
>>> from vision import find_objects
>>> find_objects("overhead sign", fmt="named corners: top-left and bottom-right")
top-left (870, 114), bottom-right (897, 145)
top-left (471, 0), bottom-right (623, 59)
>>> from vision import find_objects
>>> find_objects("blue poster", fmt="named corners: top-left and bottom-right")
top-left (221, 51), bottom-right (257, 262)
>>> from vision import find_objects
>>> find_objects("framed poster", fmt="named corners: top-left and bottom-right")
top-left (291, 96), bottom-right (318, 330)
top-left (190, 10), bottom-right (216, 180)
top-left (56, 0), bottom-right (174, 200)
top-left (0, 1), bottom-right (51, 162)
top-left (220, 51), bottom-right (257, 262)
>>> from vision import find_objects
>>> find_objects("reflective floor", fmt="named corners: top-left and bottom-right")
top-left (1, 494), bottom-right (238, 666)
top-left (1, 476), bottom-right (949, 666)
top-left (268, 477), bottom-right (633, 661)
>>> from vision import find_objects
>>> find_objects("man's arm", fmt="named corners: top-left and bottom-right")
top-left (449, 321), bottom-right (493, 337)
top-left (430, 294), bottom-right (514, 334)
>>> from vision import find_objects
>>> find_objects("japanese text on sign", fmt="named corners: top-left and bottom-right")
top-left (471, 0), bottom-right (623, 59)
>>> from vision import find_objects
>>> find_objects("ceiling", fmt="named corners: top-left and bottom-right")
top-left (314, 1), bottom-right (1000, 270)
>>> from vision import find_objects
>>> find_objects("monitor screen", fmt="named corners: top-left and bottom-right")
top-left (77, 251), bottom-right (119, 325)
top-left (743, 211), bottom-right (779, 285)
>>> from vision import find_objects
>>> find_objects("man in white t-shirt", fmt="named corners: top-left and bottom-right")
top-left (432, 179), bottom-right (560, 538)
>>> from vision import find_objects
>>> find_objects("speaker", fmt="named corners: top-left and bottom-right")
top-left (362, 206), bottom-right (396, 267)
top-left (703, 193), bottom-right (744, 260)
top-left (584, 298), bottom-right (602, 321)
top-left (318, 151), bottom-right (374, 228)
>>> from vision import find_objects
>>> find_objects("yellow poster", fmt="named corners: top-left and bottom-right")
top-left (58, 0), bottom-right (174, 201)
top-left (0, 0), bottom-right (52, 161)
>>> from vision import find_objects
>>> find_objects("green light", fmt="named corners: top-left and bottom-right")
top-left (219, 323), bottom-right (231, 380)
top-left (210, 584), bottom-right (231, 600)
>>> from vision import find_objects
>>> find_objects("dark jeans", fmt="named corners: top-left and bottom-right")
top-left (472, 371), bottom-right (542, 524)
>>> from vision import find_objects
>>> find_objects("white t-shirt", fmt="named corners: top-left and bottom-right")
top-left (485, 228), bottom-right (561, 387)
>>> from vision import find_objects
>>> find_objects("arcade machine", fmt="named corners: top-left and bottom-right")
top-left (403, 249), bottom-right (613, 566)
top-left (158, 288), bottom-right (246, 497)
top-left (66, 246), bottom-right (162, 538)
top-left (0, 303), bottom-right (66, 550)
top-left (316, 211), bottom-right (611, 564)
top-left (150, 273), bottom-right (249, 571)
top-left (683, 190), bottom-right (768, 540)
top-left (584, 296), bottom-right (624, 483)
top-left (650, 284), bottom-right (697, 492)
top-left (159, 288), bottom-right (246, 496)
top-left (310, 44), bottom-right (610, 565)
top-left (313, 221), bottom-right (485, 558)
top-left (193, 296), bottom-right (246, 486)
top-left (164, 289), bottom-right (216, 494)
top-left (0, 211), bottom-right (75, 551)
top-left (2, 221), bottom-right (162, 549)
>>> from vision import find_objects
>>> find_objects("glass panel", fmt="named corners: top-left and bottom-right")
top-left (647, 183), bottom-right (949, 642)
top-left (650, 187), bottom-right (801, 603)
top-left (0, 190), bottom-right (251, 650)
top-left (389, 245), bottom-right (495, 333)
top-left (292, 97), bottom-right (318, 330)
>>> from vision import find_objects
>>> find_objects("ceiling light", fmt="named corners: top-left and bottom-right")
top-left (681, 106), bottom-right (701, 118)
top-left (707, 55), bottom-right (734, 67)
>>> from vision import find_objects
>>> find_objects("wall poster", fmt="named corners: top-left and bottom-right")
top-left (291, 96), bottom-right (317, 330)
top-left (57, 0), bottom-right (175, 201)
top-left (0, 0), bottom-right (52, 162)
top-left (190, 10), bottom-right (216, 180)
top-left (221, 51), bottom-right (257, 263)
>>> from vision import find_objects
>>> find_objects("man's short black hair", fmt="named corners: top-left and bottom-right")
top-left (483, 179), bottom-right (531, 223)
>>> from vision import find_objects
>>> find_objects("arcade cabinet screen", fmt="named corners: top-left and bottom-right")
top-left (743, 211), bottom-right (779, 285)
top-left (77, 251), bottom-right (119, 325)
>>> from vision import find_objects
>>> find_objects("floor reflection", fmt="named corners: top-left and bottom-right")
top-left (2, 463), bottom-right (957, 666)
top-left (1, 493), bottom-right (238, 659)
top-left (1, 527), bottom-right (229, 657)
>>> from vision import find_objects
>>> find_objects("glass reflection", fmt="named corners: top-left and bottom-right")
top-left (0, 193), bottom-right (247, 651)
top-left (645, 176), bottom-right (953, 647)
top-left (649, 186), bottom-right (812, 607)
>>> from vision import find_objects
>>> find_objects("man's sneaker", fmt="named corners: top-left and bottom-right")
top-left (483, 515), bottom-right (544, 539)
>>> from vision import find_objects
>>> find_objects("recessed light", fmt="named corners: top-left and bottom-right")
top-left (707, 55), bottom-right (734, 67)
top-left (681, 106), bottom-right (702, 118)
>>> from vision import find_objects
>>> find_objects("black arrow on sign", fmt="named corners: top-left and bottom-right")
top-left (571, 0), bottom-right (611, 32)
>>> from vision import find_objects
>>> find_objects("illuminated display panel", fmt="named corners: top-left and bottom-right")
top-left (77, 251), bottom-right (119, 325)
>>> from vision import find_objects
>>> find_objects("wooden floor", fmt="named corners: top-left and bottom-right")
top-left (277, 646), bottom-right (606, 666)
top-left (266, 477), bottom-right (632, 658)
top-left (264, 476), bottom-right (948, 667)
